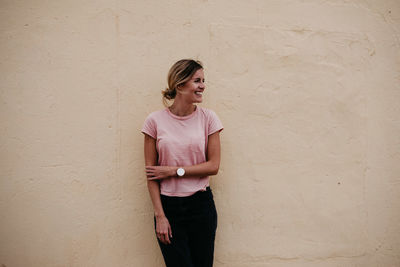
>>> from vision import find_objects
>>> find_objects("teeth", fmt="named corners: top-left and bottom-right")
top-left (195, 92), bottom-right (203, 95)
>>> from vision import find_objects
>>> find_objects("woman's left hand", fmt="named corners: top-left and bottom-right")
top-left (146, 166), bottom-right (176, 180)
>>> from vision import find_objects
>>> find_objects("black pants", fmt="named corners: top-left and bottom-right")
top-left (155, 187), bottom-right (217, 267)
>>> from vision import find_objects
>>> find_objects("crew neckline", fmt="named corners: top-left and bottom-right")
top-left (166, 105), bottom-right (199, 120)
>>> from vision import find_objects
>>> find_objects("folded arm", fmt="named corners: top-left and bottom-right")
top-left (146, 131), bottom-right (222, 180)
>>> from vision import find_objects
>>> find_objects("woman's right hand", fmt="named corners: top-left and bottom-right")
top-left (155, 215), bottom-right (173, 245)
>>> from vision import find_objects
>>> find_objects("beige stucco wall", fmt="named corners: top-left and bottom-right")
top-left (1, 0), bottom-right (400, 266)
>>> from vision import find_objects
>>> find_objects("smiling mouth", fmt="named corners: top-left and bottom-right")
top-left (195, 91), bottom-right (203, 95)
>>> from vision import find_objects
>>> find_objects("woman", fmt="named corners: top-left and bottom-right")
top-left (141, 59), bottom-right (223, 267)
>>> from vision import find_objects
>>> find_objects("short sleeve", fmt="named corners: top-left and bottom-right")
top-left (141, 114), bottom-right (157, 139)
top-left (208, 110), bottom-right (224, 135)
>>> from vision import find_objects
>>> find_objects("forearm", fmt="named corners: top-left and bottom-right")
top-left (176, 159), bottom-right (220, 177)
top-left (147, 180), bottom-right (165, 218)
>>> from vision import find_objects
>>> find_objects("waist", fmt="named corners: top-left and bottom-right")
top-left (161, 186), bottom-right (212, 201)
top-left (159, 176), bottom-right (210, 197)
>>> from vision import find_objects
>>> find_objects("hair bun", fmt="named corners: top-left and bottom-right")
top-left (162, 87), bottom-right (176, 100)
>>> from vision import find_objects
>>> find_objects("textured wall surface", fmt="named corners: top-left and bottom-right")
top-left (1, 0), bottom-right (400, 266)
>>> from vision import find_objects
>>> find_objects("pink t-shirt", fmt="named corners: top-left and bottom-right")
top-left (141, 106), bottom-right (223, 197)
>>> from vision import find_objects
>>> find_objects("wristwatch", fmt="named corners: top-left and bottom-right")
top-left (176, 167), bottom-right (185, 177)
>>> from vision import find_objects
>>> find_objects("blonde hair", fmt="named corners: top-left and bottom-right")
top-left (162, 59), bottom-right (203, 106)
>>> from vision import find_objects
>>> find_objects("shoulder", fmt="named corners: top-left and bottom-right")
top-left (142, 109), bottom-right (168, 139)
top-left (197, 106), bottom-right (220, 121)
top-left (197, 106), bottom-right (223, 134)
top-left (198, 106), bottom-right (218, 117)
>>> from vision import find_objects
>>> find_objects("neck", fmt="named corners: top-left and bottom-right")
top-left (169, 99), bottom-right (196, 117)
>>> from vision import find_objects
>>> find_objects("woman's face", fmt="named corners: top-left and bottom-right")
top-left (177, 68), bottom-right (205, 104)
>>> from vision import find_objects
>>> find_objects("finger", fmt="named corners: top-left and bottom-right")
top-left (148, 176), bottom-right (161, 181)
top-left (156, 230), bottom-right (161, 240)
top-left (160, 234), bottom-right (167, 245)
top-left (164, 232), bottom-right (170, 244)
top-left (168, 225), bottom-right (173, 238)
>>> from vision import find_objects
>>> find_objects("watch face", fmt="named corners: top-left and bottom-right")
top-left (177, 168), bottom-right (185, 176)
